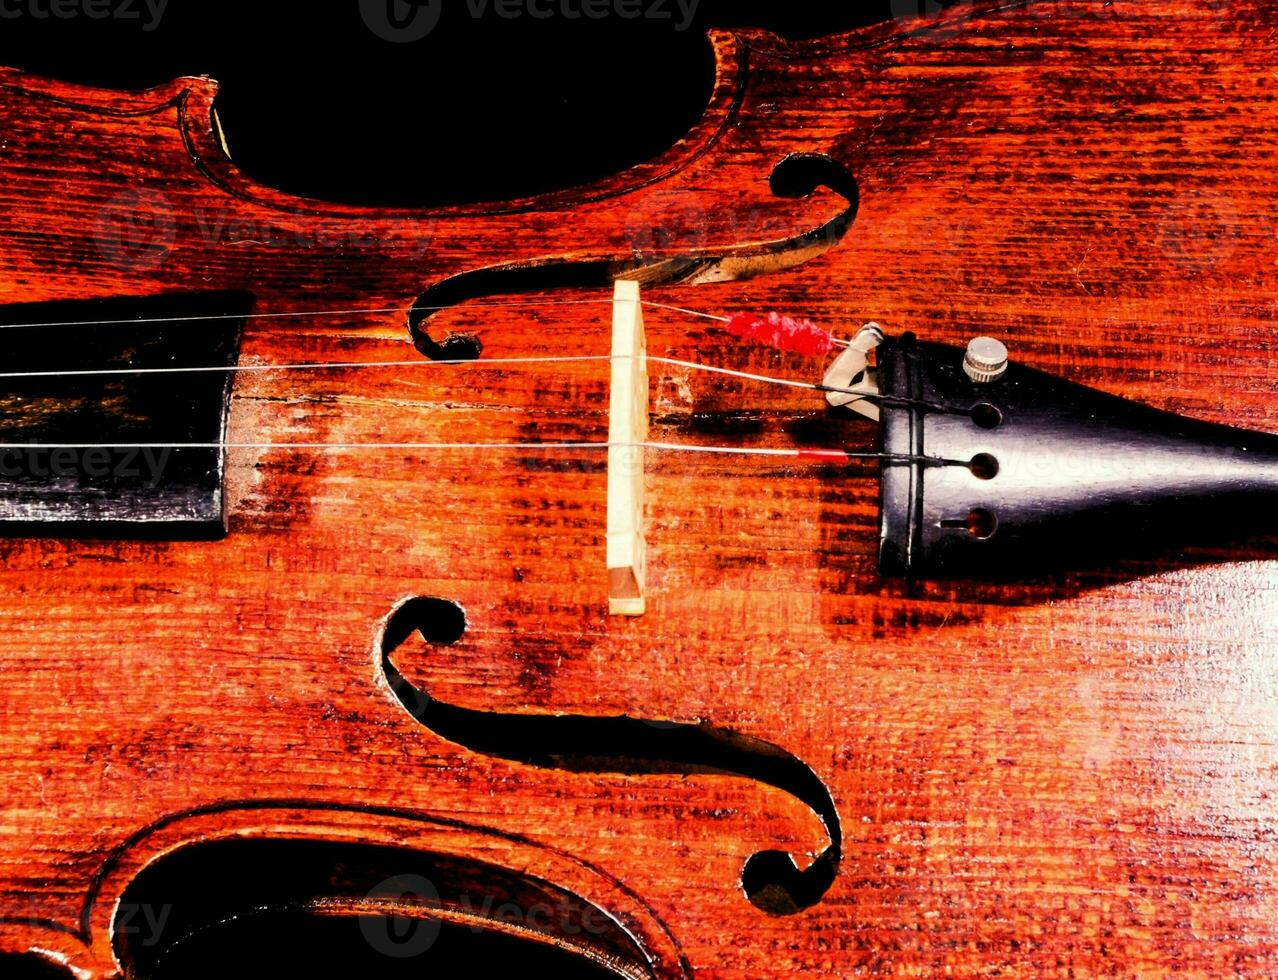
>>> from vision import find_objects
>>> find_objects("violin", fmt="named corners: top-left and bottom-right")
top-left (2, 1), bottom-right (1278, 976)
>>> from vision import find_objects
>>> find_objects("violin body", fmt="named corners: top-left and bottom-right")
top-left (2, 1), bottom-right (1278, 975)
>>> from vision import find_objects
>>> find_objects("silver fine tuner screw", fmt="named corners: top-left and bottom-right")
top-left (963, 336), bottom-right (1009, 383)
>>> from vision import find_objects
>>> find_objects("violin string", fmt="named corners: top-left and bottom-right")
top-left (0, 296), bottom-right (960, 454)
top-left (0, 297), bottom-right (847, 345)
top-left (638, 300), bottom-right (728, 323)
top-left (0, 439), bottom-right (966, 468)
top-left (0, 353), bottom-right (943, 412)
top-left (0, 353), bottom-right (606, 378)
top-left (0, 295), bottom-right (863, 352)
top-left (0, 296), bottom-right (617, 330)
top-left (0, 296), bottom-right (707, 331)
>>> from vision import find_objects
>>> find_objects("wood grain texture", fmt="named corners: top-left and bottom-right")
top-left (1, 0), bottom-right (1278, 975)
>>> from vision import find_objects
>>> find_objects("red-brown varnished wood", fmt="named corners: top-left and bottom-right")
top-left (2, 1), bottom-right (1278, 976)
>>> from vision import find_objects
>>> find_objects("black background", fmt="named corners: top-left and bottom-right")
top-left (0, 0), bottom-right (922, 206)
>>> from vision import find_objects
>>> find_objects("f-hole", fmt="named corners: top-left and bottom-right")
top-left (378, 597), bottom-right (843, 916)
top-left (406, 155), bottom-right (858, 361)
top-left (770, 153), bottom-right (859, 207)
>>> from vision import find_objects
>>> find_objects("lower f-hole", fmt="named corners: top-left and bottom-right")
top-left (380, 597), bottom-right (843, 916)
top-left (114, 839), bottom-right (654, 980)
top-left (942, 508), bottom-right (998, 540)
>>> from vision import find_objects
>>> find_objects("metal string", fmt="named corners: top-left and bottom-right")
top-left (0, 295), bottom-right (964, 459)
top-left (0, 296), bottom-right (618, 330)
top-left (0, 353), bottom-right (946, 412)
top-left (0, 352), bottom-right (843, 393)
top-left (0, 440), bottom-right (967, 468)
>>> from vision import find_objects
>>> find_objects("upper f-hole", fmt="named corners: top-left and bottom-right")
top-left (405, 154), bottom-right (858, 362)
top-left (406, 261), bottom-right (618, 362)
top-left (770, 154), bottom-right (858, 210)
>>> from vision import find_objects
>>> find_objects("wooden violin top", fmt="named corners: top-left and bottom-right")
top-left (1, 1), bottom-right (1277, 976)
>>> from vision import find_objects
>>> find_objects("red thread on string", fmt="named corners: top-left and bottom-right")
top-left (798, 449), bottom-right (851, 462)
top-left (724, 312), bottom-right (836, 357)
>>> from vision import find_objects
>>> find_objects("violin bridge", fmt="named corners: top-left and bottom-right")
top-left (607, 280), bottom-right (649, 617)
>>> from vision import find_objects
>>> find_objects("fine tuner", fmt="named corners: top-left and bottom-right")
top-left (609, 282), bottom-right (1278, 612)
